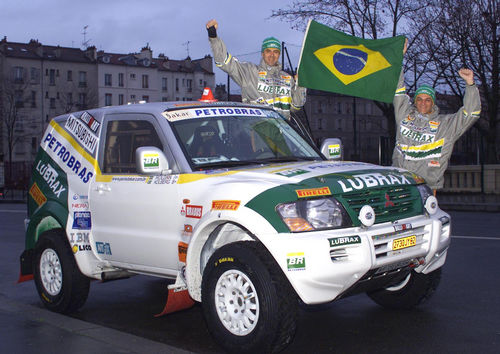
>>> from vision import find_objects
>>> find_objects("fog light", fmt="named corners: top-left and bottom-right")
top-left (358, 205), bottom-right (375, 227)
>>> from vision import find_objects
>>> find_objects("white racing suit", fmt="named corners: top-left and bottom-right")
top-left (392, 72), bottom-right (481, 190)
top-left (209, 36), bottom-right (307, 119)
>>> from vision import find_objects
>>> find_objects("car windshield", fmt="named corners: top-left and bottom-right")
top-left (167, 107), bottom-right (321, 170)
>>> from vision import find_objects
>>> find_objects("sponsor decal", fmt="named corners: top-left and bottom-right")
top-left (65, 114), bottom-right (99, 153)
top-left (216, 257), bottom-right (234, 266)
top-left (42, 132), bottom-right (94, 183)
top-left (258, 71), bottom-right (267, 78)
top-left (72, 244), bottom-right (92, 253)
top-left (162, 107), bottom-right (265, 121)
top-left (111, 176), bottom-right (148, 182)
top-left (397, 138), bottom-right (444, 160)
top-left (328, 144), bottom-right (341, 158)
top-left (308, 162), bottom-right (365, 170)
top-left (400, 126), bottom-right (436, 143)
top-left (257, 82), bottom-right (291, 96)
top-left (142, 153), bottom-right (159, 170)
top-left (275, 168), bottom-right (309, 177)
top-left (29, 182), bottom-right (47, 207)
top-left (69, 232), bottom-right (90, 243)
top-left (411, 173), bottom-right (426, 184)
top-left (429, 121), bottom-right (440, 133)
top-left (296, 186), bottom-right (331, 198)
top-left (146, 175), bottom-right (179, 185)
top-left (211, 200), bottom-right (240, 211)
top-left (393, 223), bottom-right (412, 232)
top-left (71, 202), bottom-right (89, 210)
top-left (35, 160), bottom-right (66, 198)
top-left (328, 235), bottom-right (361, 247)
top-left (337, 173), bottom-right (411, 193)
top-left (185, 205), bottom-right (203, 218)
top-left (287, 252), bottom-right (306, 271)
top-left (72, 194), bottom-right (89, 201)
top-left (72, 211), bottom-right (91, 230)
top-left (178, 242), bottom-right (188, 263)
top-left (96, 242), bottom-right (112, 255)
top-left (428, 160), bottom-right (440, 167)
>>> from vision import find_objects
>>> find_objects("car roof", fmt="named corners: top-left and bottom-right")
top-left (51, 100), bottom-right (274, 124)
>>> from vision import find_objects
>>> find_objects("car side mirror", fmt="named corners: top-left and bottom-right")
top-left (135, 147), bottom-right (171, 175)
top-left (320, 138), bottom-right (343, 160)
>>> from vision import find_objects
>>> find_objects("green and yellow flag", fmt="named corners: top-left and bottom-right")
top-left (298, 20), bottom-right (405, 103)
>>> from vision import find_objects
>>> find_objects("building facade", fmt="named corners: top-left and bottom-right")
top-left (0, 37), bottom-right (214, 185)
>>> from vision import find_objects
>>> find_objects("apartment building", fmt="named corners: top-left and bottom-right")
top-left (0, 37), bottom-right (214, 184)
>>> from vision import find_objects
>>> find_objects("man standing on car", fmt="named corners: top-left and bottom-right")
top-left (206, 19), bottom-right (306, 119)
top-left (392, 40), bottom-right (481, 193)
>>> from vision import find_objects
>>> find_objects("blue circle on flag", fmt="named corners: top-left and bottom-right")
top-left (333, 48), bottom-right (368, 75)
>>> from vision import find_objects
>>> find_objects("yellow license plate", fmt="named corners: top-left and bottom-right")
top-left (392, 235), bottom-right (417, 250)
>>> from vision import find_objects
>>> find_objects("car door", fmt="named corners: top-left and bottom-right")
top-left (89, 113), bottom-right (182, 274)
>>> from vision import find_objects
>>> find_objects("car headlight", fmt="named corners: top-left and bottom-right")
top-left (417, 184), bottom-right (438, 214)
top-left (276, 197), bottom-right (351, 232)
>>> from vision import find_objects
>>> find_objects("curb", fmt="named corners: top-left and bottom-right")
top-left (0, 293), bottom-right (194, 354)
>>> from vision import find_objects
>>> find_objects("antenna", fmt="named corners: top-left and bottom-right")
top-left (82, 25), bottom-right (91, 49)
top-left (182, 40), bottom-right (191, 57)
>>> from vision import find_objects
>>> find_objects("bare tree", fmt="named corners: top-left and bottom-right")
top-left (0, 69), bottom-right (32, 184)
top-left (271, 0), bottom-right (439, 148)
top-left (58, 81), bottom-right (99, 114)
top-left (416, 0), bottom-right (499, 163)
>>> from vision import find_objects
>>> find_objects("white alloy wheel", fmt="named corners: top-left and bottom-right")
top-left (40, 248), bottom-right (63, 296)
top-left (214, 269), bottom-right (260, 336)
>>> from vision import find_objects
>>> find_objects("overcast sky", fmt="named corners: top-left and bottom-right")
top-left (1, 0), bottom-right (306, 88)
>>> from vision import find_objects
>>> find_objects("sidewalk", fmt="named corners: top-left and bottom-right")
top-left (0, 294), bottom-right (193, 354)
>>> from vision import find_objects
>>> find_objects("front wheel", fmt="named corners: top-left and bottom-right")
top-left (201, 241), bottom-right (297, 353)
top-left (33, 229), bottom-right (90, 313)
top-left (367, 268), bottom-right (442, 310)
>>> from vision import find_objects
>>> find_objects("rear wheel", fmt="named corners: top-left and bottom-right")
top-left (202, 241), bottom-right (297, 353)
top-left (33, 229), bottom-right (90, 313)
top-left (367, 268), bottom-right (442, 310)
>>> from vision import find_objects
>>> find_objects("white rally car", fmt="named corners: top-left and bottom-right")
top-left (20, 98), bottom-right (450, 353)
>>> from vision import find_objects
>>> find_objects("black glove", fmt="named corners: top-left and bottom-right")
top-left (207, 26), bottom-right (217, 38)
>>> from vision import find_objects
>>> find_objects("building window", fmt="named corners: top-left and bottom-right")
top-left (318, 118), bottom-right (323, 130)
top-left (50, 98), bottom-right (56, 109)
top-left (14, 90), bottom-right (24, 108)
top-left (142, 74), bottom-right (149, 88)
top-left (30, 67), bottom-right (39, 82)
top-left (45, 91), bottom-right (49, 99)
top-left (67, 92), bottom-right (73, 105)
top-left (67, 70), bottom-right (73, 81)
top-left (199, 79), bottom-right (203, 86)
top-left (175, 78), bottom-right (179, 92)
top-left (56, 92), bottom-right (60, 99)
top-left (130, 94), bottom-right (136, 101)
top-left (13, 66), bottom-right (24, 83)
top-left (130, 73), bottom-right (136, 80)
top-left (162, 97), bottom-right (168, 102)
top-left (79, 71), bottom-right (87, 87)
top-left (105, 93), bottom-right (112, 106)
top-left (32, 137), bottom-right (38, 153)
top-left (118, 94), bottom-right (124, 105)
top-left (187, 79), bottom-right (192, 92)
top-left (49, 69), bottom-right (56, 85)
top-left (31, 91), bottom-right (37, 108)
top-left (105, 73), bottom-right (112, 86)
top-left (118, 73), bottom-right (124, 87)
top-left (162, 77), bottom-right (168, 91)
top-left (79, 93), bottom-right (87, 108)
top-left (142, 95), bottom-right (149, 102)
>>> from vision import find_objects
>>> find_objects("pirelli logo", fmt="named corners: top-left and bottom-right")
top-left (212, 200), bottom-right (241, 211)
top-left (296, 187), bottom-right (331, 198)
top-left (29, 182), bottom-right (47, 207)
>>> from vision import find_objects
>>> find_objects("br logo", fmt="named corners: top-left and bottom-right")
top-left (314, 44), bottom-right (391, 85)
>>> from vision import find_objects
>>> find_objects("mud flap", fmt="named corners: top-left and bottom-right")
top-left (155, 286), bottom-right (195, 317)
top-left (17, 273), bottom-right (34, 283)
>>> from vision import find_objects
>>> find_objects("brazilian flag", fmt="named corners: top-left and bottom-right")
top-left (298, 20), bottom-right (405, 103)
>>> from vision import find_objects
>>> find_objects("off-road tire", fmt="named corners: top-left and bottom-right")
top-left (367, 268), bottom-right (442, 310)
top-left (33, 229), bottom-right (90, 313)
top-left (201, 241), bottom-right (297, 353)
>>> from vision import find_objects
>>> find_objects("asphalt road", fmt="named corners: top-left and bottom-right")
top-left (1, 203), bottom-right (499, 353)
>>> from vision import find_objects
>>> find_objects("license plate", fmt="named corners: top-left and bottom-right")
top-left (392, 235), bottom-right (416, 250)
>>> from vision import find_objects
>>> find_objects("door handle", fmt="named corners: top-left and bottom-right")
top-left (95, 184), bottom-right (111, 193)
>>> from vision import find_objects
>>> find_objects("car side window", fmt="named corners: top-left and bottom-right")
top-left (103, 120), bottom-right (163, 174)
